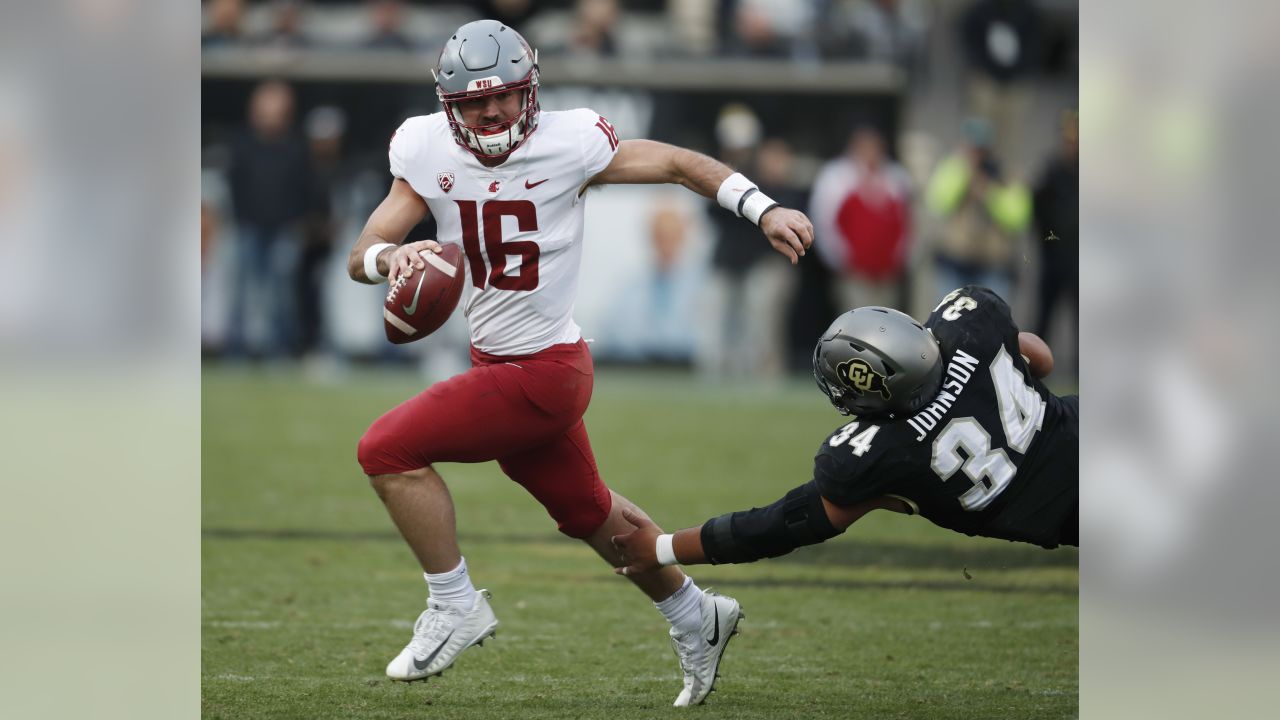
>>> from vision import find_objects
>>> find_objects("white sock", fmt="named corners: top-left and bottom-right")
top-left (654, 576), bottom-right (704, 634)
top-left (424, 557), bottom-right (479, 611)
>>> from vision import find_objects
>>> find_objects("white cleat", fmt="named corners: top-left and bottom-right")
top-left (670, 590), bottom-right (742, 706)
top-left (385, 589), bottom-right (498, 682)
top-left (673, 675), bottom-right (694, 708)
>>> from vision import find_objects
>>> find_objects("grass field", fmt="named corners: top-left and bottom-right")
top-left (202, 365), bottom-right (1078, 719)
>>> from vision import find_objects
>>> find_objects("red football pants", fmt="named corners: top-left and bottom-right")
top-left (356, 339), bottom-right (612, 538)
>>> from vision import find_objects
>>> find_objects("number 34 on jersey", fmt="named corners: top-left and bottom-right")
top-left (829, 421), bottom-right (880, 457)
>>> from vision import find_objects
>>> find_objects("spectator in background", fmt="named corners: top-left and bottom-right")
top-left (811, 125), bottom-right (913, 311)
top-left (202, 0), bottom-right (246, 48)
top-left (960, 0), bottom-right (1042, 171)
top-left (299, 106), bottom-right (348, 358)
top-left (1032, 109), bottom-right (1078, 368)
top-left (226, 80), bottom-right (311, 360)
top-left (698, 105), bottom-right (802, 379)
top-left (201, 169), bottom-right (234, 356)
top-left (364, 0), bottom-right (414, 51)
top-left (566, 0), bottom-right (620, 58)
top-left (725, 0), bottom-right (819, 59)
top-left (477, 0), bottom-right (540, 30)
top-left (666, 0), bottom-right (719, 57)
top-left (201, 201), bottom-right (219, 275)
top-left (258, 0), bottom-right (310, 50)
top-left (598, 199), bottom-right (703, 364)
top-left (848, 0), bottom-right (928, 72)
top-left (925, 117), bottom-right (1030, 304)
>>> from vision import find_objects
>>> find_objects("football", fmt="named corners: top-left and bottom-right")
top-left (1018, 331), bottom-right (1054, 378)
top-left (383, 245), bottom-right (465, 344)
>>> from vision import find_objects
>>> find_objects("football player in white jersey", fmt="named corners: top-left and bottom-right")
top-left (346, 19), bottom-right (813, 706)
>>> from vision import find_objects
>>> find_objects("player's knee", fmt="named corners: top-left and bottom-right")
top-left (555, 507), bottom-right (609, 539)
top-left (367, 469), bottom-right (429, 501)
top-left (357, 420), bottom-right (412, 477)
top-left (356, 426), bottom-right (384, 475)
top-left (537, 475), bottom-right (612, 538)
top-left (362, 462), bottom-right (435, 501)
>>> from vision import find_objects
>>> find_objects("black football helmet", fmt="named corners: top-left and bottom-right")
top-left (812, 307), bottom-right (943, 417)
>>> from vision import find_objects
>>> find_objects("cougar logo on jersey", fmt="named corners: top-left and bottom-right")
top-left (437, 172), bottom-right (455, 193)
top-left (837, 359), bottom-right (892, 400)
top-left (488, 180), bottom-right (501, 193)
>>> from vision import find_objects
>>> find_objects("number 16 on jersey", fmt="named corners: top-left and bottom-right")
top-left (456, 200), bottom-right (541, 291)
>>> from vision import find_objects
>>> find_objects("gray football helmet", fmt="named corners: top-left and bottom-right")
top-left (812, 307), bottom-right (943, 417)
top-left (434, 19), bottom-right (540, 160)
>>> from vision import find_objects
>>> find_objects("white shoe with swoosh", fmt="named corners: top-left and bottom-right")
top-left (385, 589), bottom-right (498, 681)
top-left (670, 591), bottom-right (742, 706)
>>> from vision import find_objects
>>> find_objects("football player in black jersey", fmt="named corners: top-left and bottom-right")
top-left (612, 286), bottom-right (1077, 574)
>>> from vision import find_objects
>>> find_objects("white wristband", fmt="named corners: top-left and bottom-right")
top-left (363, 242), bottom-right (396, 282)
top-left (716, 172), bottom-right (779, 226)
top-left (655, 534), bottom-right (678, 566)
top-left (716, 172), bottom-right (755, 215)
top-left (740, 190), bottom-right (780, 225)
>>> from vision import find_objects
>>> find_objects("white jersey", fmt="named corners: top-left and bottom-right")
top-left (389, 109), bottom-right (620, 356)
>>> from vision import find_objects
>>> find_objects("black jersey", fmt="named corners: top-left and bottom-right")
top-left (812, 286), bottom-right (1078, 548)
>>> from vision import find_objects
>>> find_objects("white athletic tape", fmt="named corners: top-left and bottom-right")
top-left (363, 243), bottom-right (395, 282)
top-left (740, 190), bottom-right (779, 225)
top-left (717, 172), bottom-right (753, 215)
top-left (655, 534), bottom-right (678, 566)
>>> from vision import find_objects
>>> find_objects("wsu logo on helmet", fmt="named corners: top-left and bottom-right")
top-left (836, 358), bottom-right (892, 400)
top-left (437, 172), bottom-right (455, 193)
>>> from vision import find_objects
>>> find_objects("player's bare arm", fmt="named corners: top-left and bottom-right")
top-left (346, 178), bottom-right (441, 284)
top-left (610, 488), bottom-right (908, 575)
top-left (590, 138), bottom-right (814, 264)
top-left (1018, 331), bottom-right (1054, 378)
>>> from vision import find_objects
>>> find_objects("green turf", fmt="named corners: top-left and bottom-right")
top-left (202, 366), bottom-right (1078, 719)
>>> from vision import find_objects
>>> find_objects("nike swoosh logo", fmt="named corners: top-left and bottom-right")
top-left (412, 631), bottom-right (454, 671)
top-left (525, 178), bottom-right (549, 189)
top-left (401, 271), bottom-right (428, 315)
top-left (707, 606), bottom-right (720, 646)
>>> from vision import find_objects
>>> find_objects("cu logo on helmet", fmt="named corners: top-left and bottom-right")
top-left (837, 359), bottom-right (892, 400)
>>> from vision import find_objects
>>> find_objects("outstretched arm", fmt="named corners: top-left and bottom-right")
top-left (610, 482), bottom-right (910, 574)
top-left (588, 139), bottom-right (730, 195)
top-left (589, 139), bottom-right (814, 264)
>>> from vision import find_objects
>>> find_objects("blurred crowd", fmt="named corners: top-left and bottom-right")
top-left (201, 0), bottom-right (1077, 380)
top-left (203, 0), bottom-right (933, 66)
